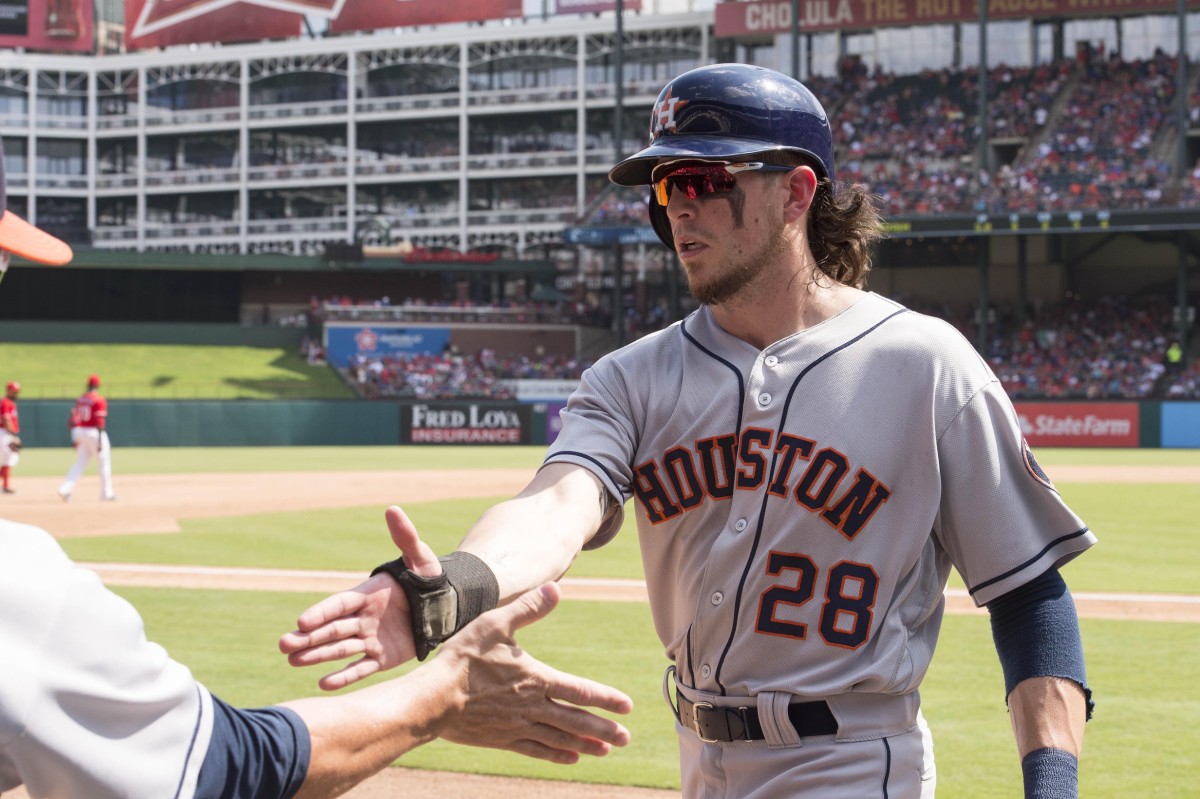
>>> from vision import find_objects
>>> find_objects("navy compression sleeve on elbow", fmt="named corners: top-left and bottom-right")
top-left (195, 696), bottom-right (310, 799)
top-left (986, 568), bottom-right (1093, 718)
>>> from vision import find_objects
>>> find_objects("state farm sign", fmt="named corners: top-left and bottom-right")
top-left (1014, 402), bottom-right (1139, 448)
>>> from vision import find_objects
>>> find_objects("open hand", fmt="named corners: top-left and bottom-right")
top-left (436, 582), bottom-right (634, 763)
top-left (279, 506), bottom-right (442, 690)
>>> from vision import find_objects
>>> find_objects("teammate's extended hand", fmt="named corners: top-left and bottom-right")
top-left (435, 582), bottom-right (634, 762)
top-left (279, 505), bottom-right (441, 690)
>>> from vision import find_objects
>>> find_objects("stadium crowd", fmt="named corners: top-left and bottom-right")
top-left (989, 51), bottom-right (1178, 212)
top-left (322, 291), bottom-right (1197, 401)
top-left (981, 294), bottom-right (1175, 399)
top-left (346, 348), bottom-right (590, 399)
top-left (569, 52), bottom-right (1195, 223)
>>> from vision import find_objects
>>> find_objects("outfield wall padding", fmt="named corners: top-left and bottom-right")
top-left (19, 398), bottom-right (1189, 449)
top-left (19, 400), bottom-right (550, 447)
top-left (20, 400), bottom-right (401, 447)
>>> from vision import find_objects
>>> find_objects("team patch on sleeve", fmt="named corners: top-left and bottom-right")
top-left (1022, 440), bottom-right (1055, 490)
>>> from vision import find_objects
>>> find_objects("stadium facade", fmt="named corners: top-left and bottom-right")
top-left (0, 2), bottom-right (1197, 337)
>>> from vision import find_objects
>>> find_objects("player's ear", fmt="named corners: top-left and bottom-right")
top-left (782, 165), bottom-right (818, 224)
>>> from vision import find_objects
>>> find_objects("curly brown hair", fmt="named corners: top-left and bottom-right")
top-left (807, 179), bottom-right (884, 289)
top-left (759, 151), bottom-right (884, 289)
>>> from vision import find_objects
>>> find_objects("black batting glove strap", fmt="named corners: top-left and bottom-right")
top-left (370, 551), bottom-right (499, 661)
top-left (1021, 747), bottom-right (1078, 799)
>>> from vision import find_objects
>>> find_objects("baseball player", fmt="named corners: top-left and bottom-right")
top-left (0, 381), bottom-right (20, 494)
top-left (58, 374), bottom-right (116, 502)
top-left (1, 511), bottom-right (631, 799)
top-left (282, 64), bottom-right (1095, 799)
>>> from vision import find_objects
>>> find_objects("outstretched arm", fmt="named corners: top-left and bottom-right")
top-left (282, 582), bottom-right (632, 799)
top-left (988, 568), bottom-right (1091, 799)
top-left (280, 464), bottom-right (610, 690)
top-left (456, 462), bottom-right (611, 602)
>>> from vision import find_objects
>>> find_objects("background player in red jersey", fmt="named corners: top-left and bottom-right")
top-left (0, 381), bottom-right (21, 494)
top-left (58, 373), bottom-right (116, 501)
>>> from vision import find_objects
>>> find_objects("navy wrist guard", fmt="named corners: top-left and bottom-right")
top-left (371, 551), bottom-right (499, 661)
top-left (1022, 747), bottom-right (1078, 799)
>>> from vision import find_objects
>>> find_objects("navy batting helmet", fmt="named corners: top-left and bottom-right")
top-left (609, 63), bottom-right (835, 250)
top-left (608, 63), bottom-right (835, 188)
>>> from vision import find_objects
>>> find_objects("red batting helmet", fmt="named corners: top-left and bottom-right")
top-left (87, 374), bottom-right (101, 388)
top-left (5, 381), bottom-right (18, 393)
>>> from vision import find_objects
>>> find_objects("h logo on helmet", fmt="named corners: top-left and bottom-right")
top-left (650, 88), bottom-right (688, 139)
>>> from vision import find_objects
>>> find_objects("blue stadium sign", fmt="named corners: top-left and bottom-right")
top-left (562, 226), bottom-right (663, 246)
top-left (325, 324), bottom-right (451, 368)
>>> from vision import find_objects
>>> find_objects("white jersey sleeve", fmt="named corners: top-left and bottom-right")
top-left (0, 520), bottom-right (214, 799)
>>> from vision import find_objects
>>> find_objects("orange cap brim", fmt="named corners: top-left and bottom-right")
top-left (0, 209), bottom-right (73, 265)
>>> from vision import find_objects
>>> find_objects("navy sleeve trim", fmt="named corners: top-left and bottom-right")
top-left (544, 450), bottom-right (630, 499)
top-left (195, 698), bottom-right (311, 799)
top-left (969, 527), bottom-right (1091, 597)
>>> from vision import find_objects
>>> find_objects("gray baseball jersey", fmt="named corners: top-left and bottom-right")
top-left (546, 292), bottom-right (1093, 719)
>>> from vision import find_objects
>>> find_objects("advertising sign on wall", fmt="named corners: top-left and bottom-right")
top-left (325, 324), bottom-right (451, 368)
top-left (714, 0), bottom-right (1194, 38)
top-left (402, 402), bottom-right (532, 445)
top-left (126, 0), bottom-right (521, 50)
top-left (1013, 402), bottom-right (1140, 448)
top-left (0, 0), bottom-right (94, 53)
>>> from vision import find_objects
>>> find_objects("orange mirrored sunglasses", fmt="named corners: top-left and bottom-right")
top-left (652, 161), bottom-right (794, 206)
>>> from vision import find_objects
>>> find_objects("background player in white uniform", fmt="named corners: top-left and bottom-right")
top-left (0, 382), bottom-right (20, 494)
top-left (59, 374), bottom-right (115, 501)
top-left (282, 64), bottom-right (1095, 799)
top-left (0, 138), bottom-right (631, 799)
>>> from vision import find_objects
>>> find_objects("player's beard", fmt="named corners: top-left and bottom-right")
top-left (686, 211), bottom-right (789, 306)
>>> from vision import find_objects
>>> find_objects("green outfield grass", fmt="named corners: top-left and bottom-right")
top-left (53, 446), bottom-right (1200, 594)
top-left (0, 342), bottom-right (353, 399)
top-left (29, 445), bottom-right (1200, 795)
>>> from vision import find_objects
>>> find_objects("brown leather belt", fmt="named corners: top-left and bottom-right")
top-left (676, 691), bottom-right (838, 743)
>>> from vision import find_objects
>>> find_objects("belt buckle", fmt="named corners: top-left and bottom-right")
top-left (691, 701), bottom-right (719, 743)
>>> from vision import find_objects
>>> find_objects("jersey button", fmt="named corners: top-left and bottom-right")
top-left (764, 355), bottom-right (779, 367)
top-left (701, 664), bottom-right (711, 678)
top-left (711, 591), bottom-right (723, 605)
top-left (734, 518), bottom-right (748, 532)
top-left (758, 392), bottom-right (772, 406)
